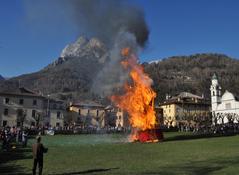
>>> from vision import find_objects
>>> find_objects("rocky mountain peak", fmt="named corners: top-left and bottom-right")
top-left (46, 36), bottom-right (108, 69)
top-left (75, 36), bottom-right (88, 45)
top-left (87, 38), bottom-right (105, 48)
top-left (60, 36), bottom-right (106, 58)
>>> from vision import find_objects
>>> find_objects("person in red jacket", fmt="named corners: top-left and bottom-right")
top-left (32, 136), bottom-right (48, 175)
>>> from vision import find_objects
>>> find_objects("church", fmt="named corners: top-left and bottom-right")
top-left (210, 73), bottom-right (239, 124)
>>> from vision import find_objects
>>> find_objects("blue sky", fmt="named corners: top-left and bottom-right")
top-left (0, 0), bottom-right (239, 77)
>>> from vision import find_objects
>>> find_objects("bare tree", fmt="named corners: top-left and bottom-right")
top-left (16, 109), bottom-right (27, 129)
top-left (34, 111), bottom-right (44, 127)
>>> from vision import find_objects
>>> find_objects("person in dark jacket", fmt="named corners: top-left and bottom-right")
top-left (32, 136), bottom-right (48, 175)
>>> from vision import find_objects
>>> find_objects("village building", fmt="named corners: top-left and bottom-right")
top-left (104, 105), bottom-right (129, 129)
top-left (68, 102), bottom-right (129, 130)
top-left (68, 102), bottom-right (106, 128)
top-left (0, 87), bottom-right (65, 128)
top-left (154, 106), bottom-right (164, 125)
top-left (210, 73), bottom-right (239, 124)
top-left (159, 92), bottom-right (211, 128)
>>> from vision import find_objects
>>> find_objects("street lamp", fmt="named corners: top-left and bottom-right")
top-left (46, 94), bottom-right (50, 127)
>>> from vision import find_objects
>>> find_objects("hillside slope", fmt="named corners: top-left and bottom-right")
top-left (1, 37), bottom-right (239, 103)
top-left (0, 37), bottom-right (108, 101)
top-left (144, 53), bottom-right (239, 102)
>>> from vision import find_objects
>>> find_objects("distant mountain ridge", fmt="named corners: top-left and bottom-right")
top-left (0, 75), bottom-right (4, 81)
top-left (0, 36), bottom-right (239, 103)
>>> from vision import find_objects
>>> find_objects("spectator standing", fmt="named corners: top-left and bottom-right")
top-left (22, 131), bottom-right (28, 147)
top-left (32, 136), bottom-right (48, 175)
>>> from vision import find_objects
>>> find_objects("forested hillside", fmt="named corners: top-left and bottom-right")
top-left (144, 53), bottom-right (239, 102)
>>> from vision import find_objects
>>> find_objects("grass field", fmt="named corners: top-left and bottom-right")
top-left (0, 132), bottom-right (239, 175)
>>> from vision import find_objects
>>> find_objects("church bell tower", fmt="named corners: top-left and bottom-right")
top-left (210, 73), bottom-right (221, 111)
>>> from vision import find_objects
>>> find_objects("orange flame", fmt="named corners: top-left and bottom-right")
top-left (121, 47), bottom-right (130, 57)
top-left (111, 47), bottom-right (157, 142)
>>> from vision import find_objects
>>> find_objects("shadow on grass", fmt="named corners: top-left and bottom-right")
top-left (164, 132), bottom-right (237, 142)
top-left (0, 145), bottom-right (32, 175)
top-left (51, 167), bottom-right (120, 175)
top-left (142, 156), bottom-right (239, 175)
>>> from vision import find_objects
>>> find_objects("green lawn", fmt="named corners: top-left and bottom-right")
top-left (1, 132), bottom-right (239, 175)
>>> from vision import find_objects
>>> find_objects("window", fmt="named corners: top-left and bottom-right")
top-left (19, 99), bottom-right (24, 105)
top-left (53, 104), bottom-right (57, 109)
top-left (78, 109), bottom-right (81, 115)
top-left (3, 121), bottom-right (7, 127)
top-left (4, 108), bottom-right (8, 116)
top-left (5, 98), bottom-right (9, 104)
top-left (56, 122), bottom-right (60, 127)
top-left (225, 103), bottom-right (231, 109)
top-left (17, 109), bottom-right (23, 116)
top-left (47, 111), bottom-right (51, 118)
top-left (96, 110), bottom-right (99, 116)
top-left (57, 111), bottom-right (61, 119)
top-left (32, 110), bottom-right (36, 118)
top-left (33, 100), bottom-right (37, 106)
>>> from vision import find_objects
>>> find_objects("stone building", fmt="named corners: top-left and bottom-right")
top-left (0, 87), bottom-right (65, 128)
top-left (104, 105), bottom-right (129, 129)
top-left (68, 102), bottom-right (106, 128)
top-left (210, 73), bottom-right (239, 124)
top-left (68, 102), bottom-right (129, 129)
top-left (159, 92), bottom-right (210, 128)
top-left (155, 106), bottom-right (164, 125)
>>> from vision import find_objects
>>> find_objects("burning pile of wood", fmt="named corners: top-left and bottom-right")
top-left (137, 128), bottom-right (164, 143)
top-left (111, 48), bottom-right (163, 143)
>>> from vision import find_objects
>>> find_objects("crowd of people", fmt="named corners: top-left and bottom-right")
top-left (176, 122), bottom-right (239, 134)
top-left (1, 123), bottom-right (239, 151)
top-left (0, 126), bottom-right (28, 151)
top-left (0, 126), bottom-right (49, 175)
top-left (0, 123), bottom-right (239, 174)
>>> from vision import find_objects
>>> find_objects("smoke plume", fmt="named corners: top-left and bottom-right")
top-left (67, 0), bottom-right (149, 47)
top-left (92, 32), bottom-right (139, 97)
top-left (23, 0), bottom-right (149, 47)
top-left (24, 0), bottom-right (150, 99)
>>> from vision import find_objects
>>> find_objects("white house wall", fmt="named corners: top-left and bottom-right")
top-left (212, 91), bottom-right (239, 124)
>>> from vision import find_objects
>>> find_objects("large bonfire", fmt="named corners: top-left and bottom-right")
top-left (111, 48), bottom-right (163, 142)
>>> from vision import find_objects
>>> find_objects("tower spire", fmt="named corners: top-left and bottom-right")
top-left (210, 73), bottom-right (221, 111)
